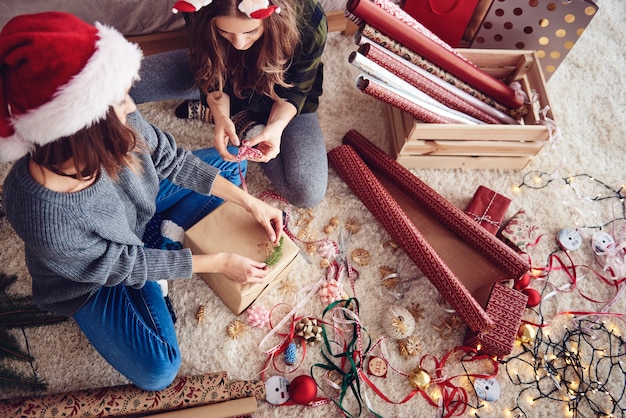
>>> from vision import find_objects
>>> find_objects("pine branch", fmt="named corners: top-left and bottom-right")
top-left (264, 236), bottom-right (284, 267)
top-left (0, 365), bottom-right (47, 394)
top-left (0, 297), bottom-right (66, 330)
top-left (0, 329), bottom-right (33, 362)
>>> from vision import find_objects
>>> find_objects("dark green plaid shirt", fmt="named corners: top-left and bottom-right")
top-left (200, 0), bottom-right (327, 117)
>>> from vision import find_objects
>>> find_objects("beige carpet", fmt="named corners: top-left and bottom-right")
top-left (1, 1), bottom-right (625, 416)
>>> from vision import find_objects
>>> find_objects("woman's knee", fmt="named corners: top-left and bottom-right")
top-left (130, 352), bottom-right (182, 391)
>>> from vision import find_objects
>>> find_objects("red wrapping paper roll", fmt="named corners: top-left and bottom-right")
top-left (357, 76), bottom-right (455, 124)
top-left (358, 44), bottom-right (504, 124)
top-left (347, 0), bottom-right (524, 110)
top-left (328, 144), bottom-right (493, 333)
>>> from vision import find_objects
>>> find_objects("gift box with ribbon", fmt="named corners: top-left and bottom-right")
top-left (499, 209), bottom-right (541, 252)
top-left (464, 185), bottom-right (511, 234)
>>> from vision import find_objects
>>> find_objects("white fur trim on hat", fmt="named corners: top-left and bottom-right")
top-left (9, 23), bottom-right (142, 152)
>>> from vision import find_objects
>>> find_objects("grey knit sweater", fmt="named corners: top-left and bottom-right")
top-left (3, 111), bottom-right (219, 317)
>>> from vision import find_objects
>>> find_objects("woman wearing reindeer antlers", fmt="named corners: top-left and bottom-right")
top-left (131, 0), bottom-right (329, 208)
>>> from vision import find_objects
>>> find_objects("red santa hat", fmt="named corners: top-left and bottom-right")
top-left (0, 12), bottom-right (143, 163)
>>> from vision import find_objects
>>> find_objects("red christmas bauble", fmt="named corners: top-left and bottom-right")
top-left (522, 288), bottom-right (541, 307)
top-left (514, 272), bottom-right (532, 290)
top-left (288, 375), bottom-right (317, 405)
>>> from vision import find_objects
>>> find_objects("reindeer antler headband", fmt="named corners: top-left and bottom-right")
top-left (172, 0), bottom-right (281, 18)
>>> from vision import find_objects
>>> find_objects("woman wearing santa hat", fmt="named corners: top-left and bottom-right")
top-left (0, 12), bottom-right (283, 390)
top-left (131, 0), bottom-right (328, 209)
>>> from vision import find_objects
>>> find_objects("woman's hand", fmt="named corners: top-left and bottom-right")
top-left (213, 115), bottom-right (239, 162)
top-left (220, 253), bottom-right (270, 284)
top-left (246, 195), bottom-right (284, 244)
top-left (244, 124), bottom-right (283, 162)
top-left (207, 92), bottom-right (239, 162)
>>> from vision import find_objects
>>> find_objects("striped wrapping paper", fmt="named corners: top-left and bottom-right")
top-left (346, 0), bottom-right (525, 110)
top-left (358, 24), bottom-right (526, 119)
top-left (357, 43), bottom-right (511, 125)
top-left (356, 75), bottom-right (455, 124)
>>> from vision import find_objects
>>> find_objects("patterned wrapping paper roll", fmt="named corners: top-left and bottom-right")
top-left (349, 51), bottom-right (480, 124)
top-left (327, 140), bottom-right (494, 333)
top-left (346, 0), bottom-right (524, 110)
top-left (340, 129), bottom-right (530, 281)
top-left (358, 24), bottom-right (523, 118)
top-left (0, 372), bottom-right (264, 418)
top-left (357, 43), bottom-right (508, 125)
top-left (356, 75), bottom-right (455, 124)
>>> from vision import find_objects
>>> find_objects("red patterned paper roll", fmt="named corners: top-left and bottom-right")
top-left (357, 76), bottom-right (455, 124)
top-left (347, 0), bottom-right (524, 110)
top-left (358, 44), bottom-right (503, 124)
top-left (328, 144), bottom-right (494, 333)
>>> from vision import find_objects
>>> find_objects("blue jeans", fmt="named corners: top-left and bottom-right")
top-left (74, 146), bottom-right (245, 390)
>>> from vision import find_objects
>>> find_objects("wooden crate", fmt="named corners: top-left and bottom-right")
top-left (384, 49), bottom-right (553, 170)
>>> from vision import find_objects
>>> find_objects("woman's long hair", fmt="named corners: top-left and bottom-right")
top-left (31, 108), bottom-right (141, 181)
top-left (186, 0), bottom-right (300, 102)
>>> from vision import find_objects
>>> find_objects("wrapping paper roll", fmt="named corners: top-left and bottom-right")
top-left (357, 43), bottom-right (509, 125)
top-left (328, 130), bottom-right (530, 335)
top-left (350, 51), bottom-right (481, 124)
top-left (0, 372), bottom-right (265, 418)
top-left (357, 25), bottom-right (526, 119)
top-left (356, 76), bottom-right (457, 124)
top-left (346, 0), bottom-right (524, 110)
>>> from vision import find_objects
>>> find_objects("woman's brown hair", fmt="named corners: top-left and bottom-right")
top-left (186, 0), bottom-right (300, 102)
top-left (31, 107), bottom-right (141, 181)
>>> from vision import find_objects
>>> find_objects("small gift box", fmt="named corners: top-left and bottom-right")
top-left (499, 209), bottom-right (540, 252)
top-left (464, 185), bottom-right (511, 235)
top-left (184, 201), bottom-right (300, 315)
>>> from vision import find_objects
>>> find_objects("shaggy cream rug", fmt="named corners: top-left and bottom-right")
top-left (1, 1), bottom-right (625, 417)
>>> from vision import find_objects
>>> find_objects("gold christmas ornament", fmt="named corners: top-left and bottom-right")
top-left (226, 319), bottom-right (246, 339)
top-left (323, 217), bottom-right (340, 234)
top-left (408, 367), bottom-right (431, 390)
top-left (195, 305), bottom-right (206, 325)
top-left (382, 306), bottom-right (416, 339)
top-left (351, 248), bottom-right (371, 266)
top-left (407, 303), bottom-right (426, 321)
top-left (517, 323), bottom-right (536, 344)
top-left (278, 277), bottom-right (298, 295)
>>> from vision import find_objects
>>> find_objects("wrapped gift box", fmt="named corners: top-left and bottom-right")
top-left (499, 209), bottom-right (540, 252)
top-left (0, 372), bottom-right (264, 418)
top-left (184, 201), bottom-right (300, 315)
top-left (464, 185), bottom-right (511, 234)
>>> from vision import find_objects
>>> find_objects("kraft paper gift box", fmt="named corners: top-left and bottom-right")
top-left (464, 185), bottom-right (511, 235)
top-left (184, 201), bottom-right (300, 315)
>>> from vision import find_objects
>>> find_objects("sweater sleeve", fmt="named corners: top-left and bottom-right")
top-left (127, 110), bottom-right (219, 196)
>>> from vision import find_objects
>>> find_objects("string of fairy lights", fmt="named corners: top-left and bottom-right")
top-left (494, 171), bottom-right (626, 417)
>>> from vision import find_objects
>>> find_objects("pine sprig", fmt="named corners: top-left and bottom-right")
top-left (264, 236), bottom-right (284, 267)
top-left (0, 366), bottom-right (47, 394)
